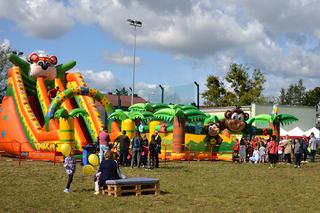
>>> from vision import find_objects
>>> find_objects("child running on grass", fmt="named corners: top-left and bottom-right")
top-left (63, 149), bottom-right (76, 193)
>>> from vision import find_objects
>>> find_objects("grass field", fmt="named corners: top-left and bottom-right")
top-left (1, 158), bottom-right (320, 213)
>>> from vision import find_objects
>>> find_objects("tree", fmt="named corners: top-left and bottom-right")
top-left (303, 87), bottom-right (320, 107)
top-left (202, 63), bottom-right (266, 107)
top-left (202, 75), bottom-right (229, 106)
top-left (279, 79), bottom-right (306, 105)
top-left (0, 39), bottom-right (12, 103)
top-left (225, 63), bottom-right (266, 105)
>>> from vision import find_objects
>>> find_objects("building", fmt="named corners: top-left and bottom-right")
top-left (201, 103), bottom-right (317, 132)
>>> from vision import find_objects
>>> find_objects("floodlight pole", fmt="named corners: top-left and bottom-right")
top-left (127, 19), bottom-right (142, 106)
top-left (194, 81), bottom-right (199, 108)
top-left (159, 84), bottom-right (164, 104)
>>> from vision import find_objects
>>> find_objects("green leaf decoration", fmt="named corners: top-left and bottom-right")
top-left (276, 114), bottom-right (299, 126)
top-left (152, 103), bottom-right (170, 112)
top-left (184, 109), bottom-right (207, 122)
top-left (69, 108), bottom-right (88, 118)
top-left (128, 111), bottom-right (144, 120)
top-left (154, 108), bottom-right (175, 122)
top-left (247, 113), bottom-right (298, 126)
top-left (142, 111), bottom-right (154, 122)
top-left (54, 108), bottom-right (69, 119)
top-left (109, 109), bottom-right (128, 121)
top-left (129, 103), bottom-right (153, 112)
top-left (181, 105), bottom-right (199, 111)
top-left (204, 115), bottom-right (220, 125)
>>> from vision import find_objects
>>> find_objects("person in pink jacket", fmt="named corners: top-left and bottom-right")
top-left (267, 135), bottom-right (278, 168)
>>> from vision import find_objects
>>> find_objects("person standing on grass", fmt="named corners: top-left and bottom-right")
top-left (259, 144), bottom-right (266, 163)
top-left (283, 136), bottom-right (293, 165)
top-left (293, 139), bottom-right (302, 168)
top-left (154, 131), bottom-right (162, 168)
top-left (98, 129), bottom-right (110, 163)
top-left (141, 134), bottom-right (149, 167)
top-left (277, 143), bottom-right (284, 163)
top-left (232, 138), bottom-right (240, 162)
top-left (63, 150), bottom-right (76, 193)
top-left (308, 133), bottom-right (317, 162)
top-left (239, 138), bottom-right (246, 163)
top-left (131, 131), bottom-right (143, 168)
top-left (148, 134), bottom-right (157, 168)
top-left (115, 130), bottom-right (130, 166)
top-left (267, 135), bottom-right (278, 168)
top-left (301, 135), bottom-right (309, 163)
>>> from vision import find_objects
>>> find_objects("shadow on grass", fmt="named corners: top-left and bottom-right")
top-left (160, 190), bottom-right (170, 195)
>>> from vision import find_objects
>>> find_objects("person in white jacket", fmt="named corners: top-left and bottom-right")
top-left (249, 147), bottom-right (260, 164)
top-left (308, 133), bottom-right (317, 162)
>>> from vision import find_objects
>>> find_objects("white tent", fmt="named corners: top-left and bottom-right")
top-left (280, 127), bottom-right (288, 136)
top-left (304, 127), bottom-right (320, 138)
top-left (287, 127), bottom-right (304, 137)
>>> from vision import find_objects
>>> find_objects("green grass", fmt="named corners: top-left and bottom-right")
top-left (1, 158), bottom-right (320, 212)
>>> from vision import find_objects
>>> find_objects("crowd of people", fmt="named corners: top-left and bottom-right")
top-left (233, 132), bottom-right (318, 168)
top-left (97, 129), bottom-right (162, 169)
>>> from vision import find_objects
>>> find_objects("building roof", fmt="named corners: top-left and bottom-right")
top-left (95, 94), bottom-right (147, 108)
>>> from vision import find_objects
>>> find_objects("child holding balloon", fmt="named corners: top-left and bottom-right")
top-left (63, 149), bottom-right (76, 193)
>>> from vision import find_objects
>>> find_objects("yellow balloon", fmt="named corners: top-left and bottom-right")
top-left (88, 154), bottom-right (99, 166)
top-left (60, 144), bottom-right (71, 157)
top-left (82, 165), bottom-right (95, 175)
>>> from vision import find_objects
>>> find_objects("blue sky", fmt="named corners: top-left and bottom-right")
top-left (1, 0), bottom-right (320, 104)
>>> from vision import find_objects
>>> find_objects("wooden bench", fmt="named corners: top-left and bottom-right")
top-left (102, 177), bottom-right (160, 197)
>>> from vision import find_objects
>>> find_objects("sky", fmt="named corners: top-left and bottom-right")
top-left (0, 0), bottom-right (320, 104)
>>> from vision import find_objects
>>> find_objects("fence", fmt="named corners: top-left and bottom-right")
top-left (0, 140), bottom-right (75, 166)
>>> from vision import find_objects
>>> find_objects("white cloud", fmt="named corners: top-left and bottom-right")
top-left (0, 39), bottom-right (10, 51)
top-left (103, 50), bottom-right (141, 65)
top-left (75, 70), bottom-right (123, 93)
top-left (0, 0), bottom-right (73, 38)
top-left (2, 0), bottom-right (320, 96)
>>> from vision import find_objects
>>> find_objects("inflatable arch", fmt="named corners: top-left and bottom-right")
top-left (45, 86), bottom-right (112, 131)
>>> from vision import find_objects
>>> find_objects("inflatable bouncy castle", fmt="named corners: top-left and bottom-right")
top-left (0, 51), bottom-right (299, 162)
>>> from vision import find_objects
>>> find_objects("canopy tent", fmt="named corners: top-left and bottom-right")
top-left (280, 127), bottom-right (288, 136)
top-left (287, 127), bottom-right (304, 137)
top-left (304, 127), bottom-right (320, 138)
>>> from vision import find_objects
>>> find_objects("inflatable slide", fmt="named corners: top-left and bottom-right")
top-left (0, 51), bottom-right (112, 161)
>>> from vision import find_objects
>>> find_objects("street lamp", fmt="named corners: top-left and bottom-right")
top-left (194, 81), bottom-right (199, 108)
top-left (127, 18), bottom-right (142, 105)
top-left (159, 84), bottom-right (164, 104)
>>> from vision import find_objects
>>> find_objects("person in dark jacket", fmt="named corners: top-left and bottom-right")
top-left (94, 151), bottom-right (124, 195)
top-left (115, 130), bottom-right (130, 166)
top-left (148, 134), bottom-right (157, 168)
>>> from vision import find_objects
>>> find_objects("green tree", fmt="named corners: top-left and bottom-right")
top-left (0, 40), bottom-right (12, 103)
top-left (225, 63), bottom-right (266, 105)
top-left (202, 75), bottom-right (228, 106)
top-left (304, 87), bottom-right (320, 106)
top-left (202, 63), bottom-right (266, 107)
top-left (279, 79), bottom-right (306, 105)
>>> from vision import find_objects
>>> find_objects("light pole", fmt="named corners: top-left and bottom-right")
top-left (194, 81), bottom-right (199, 108)
top-left (159, 84), bottom-right (164, 104)
top-left (127, 18), bottom-right (142, 105)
